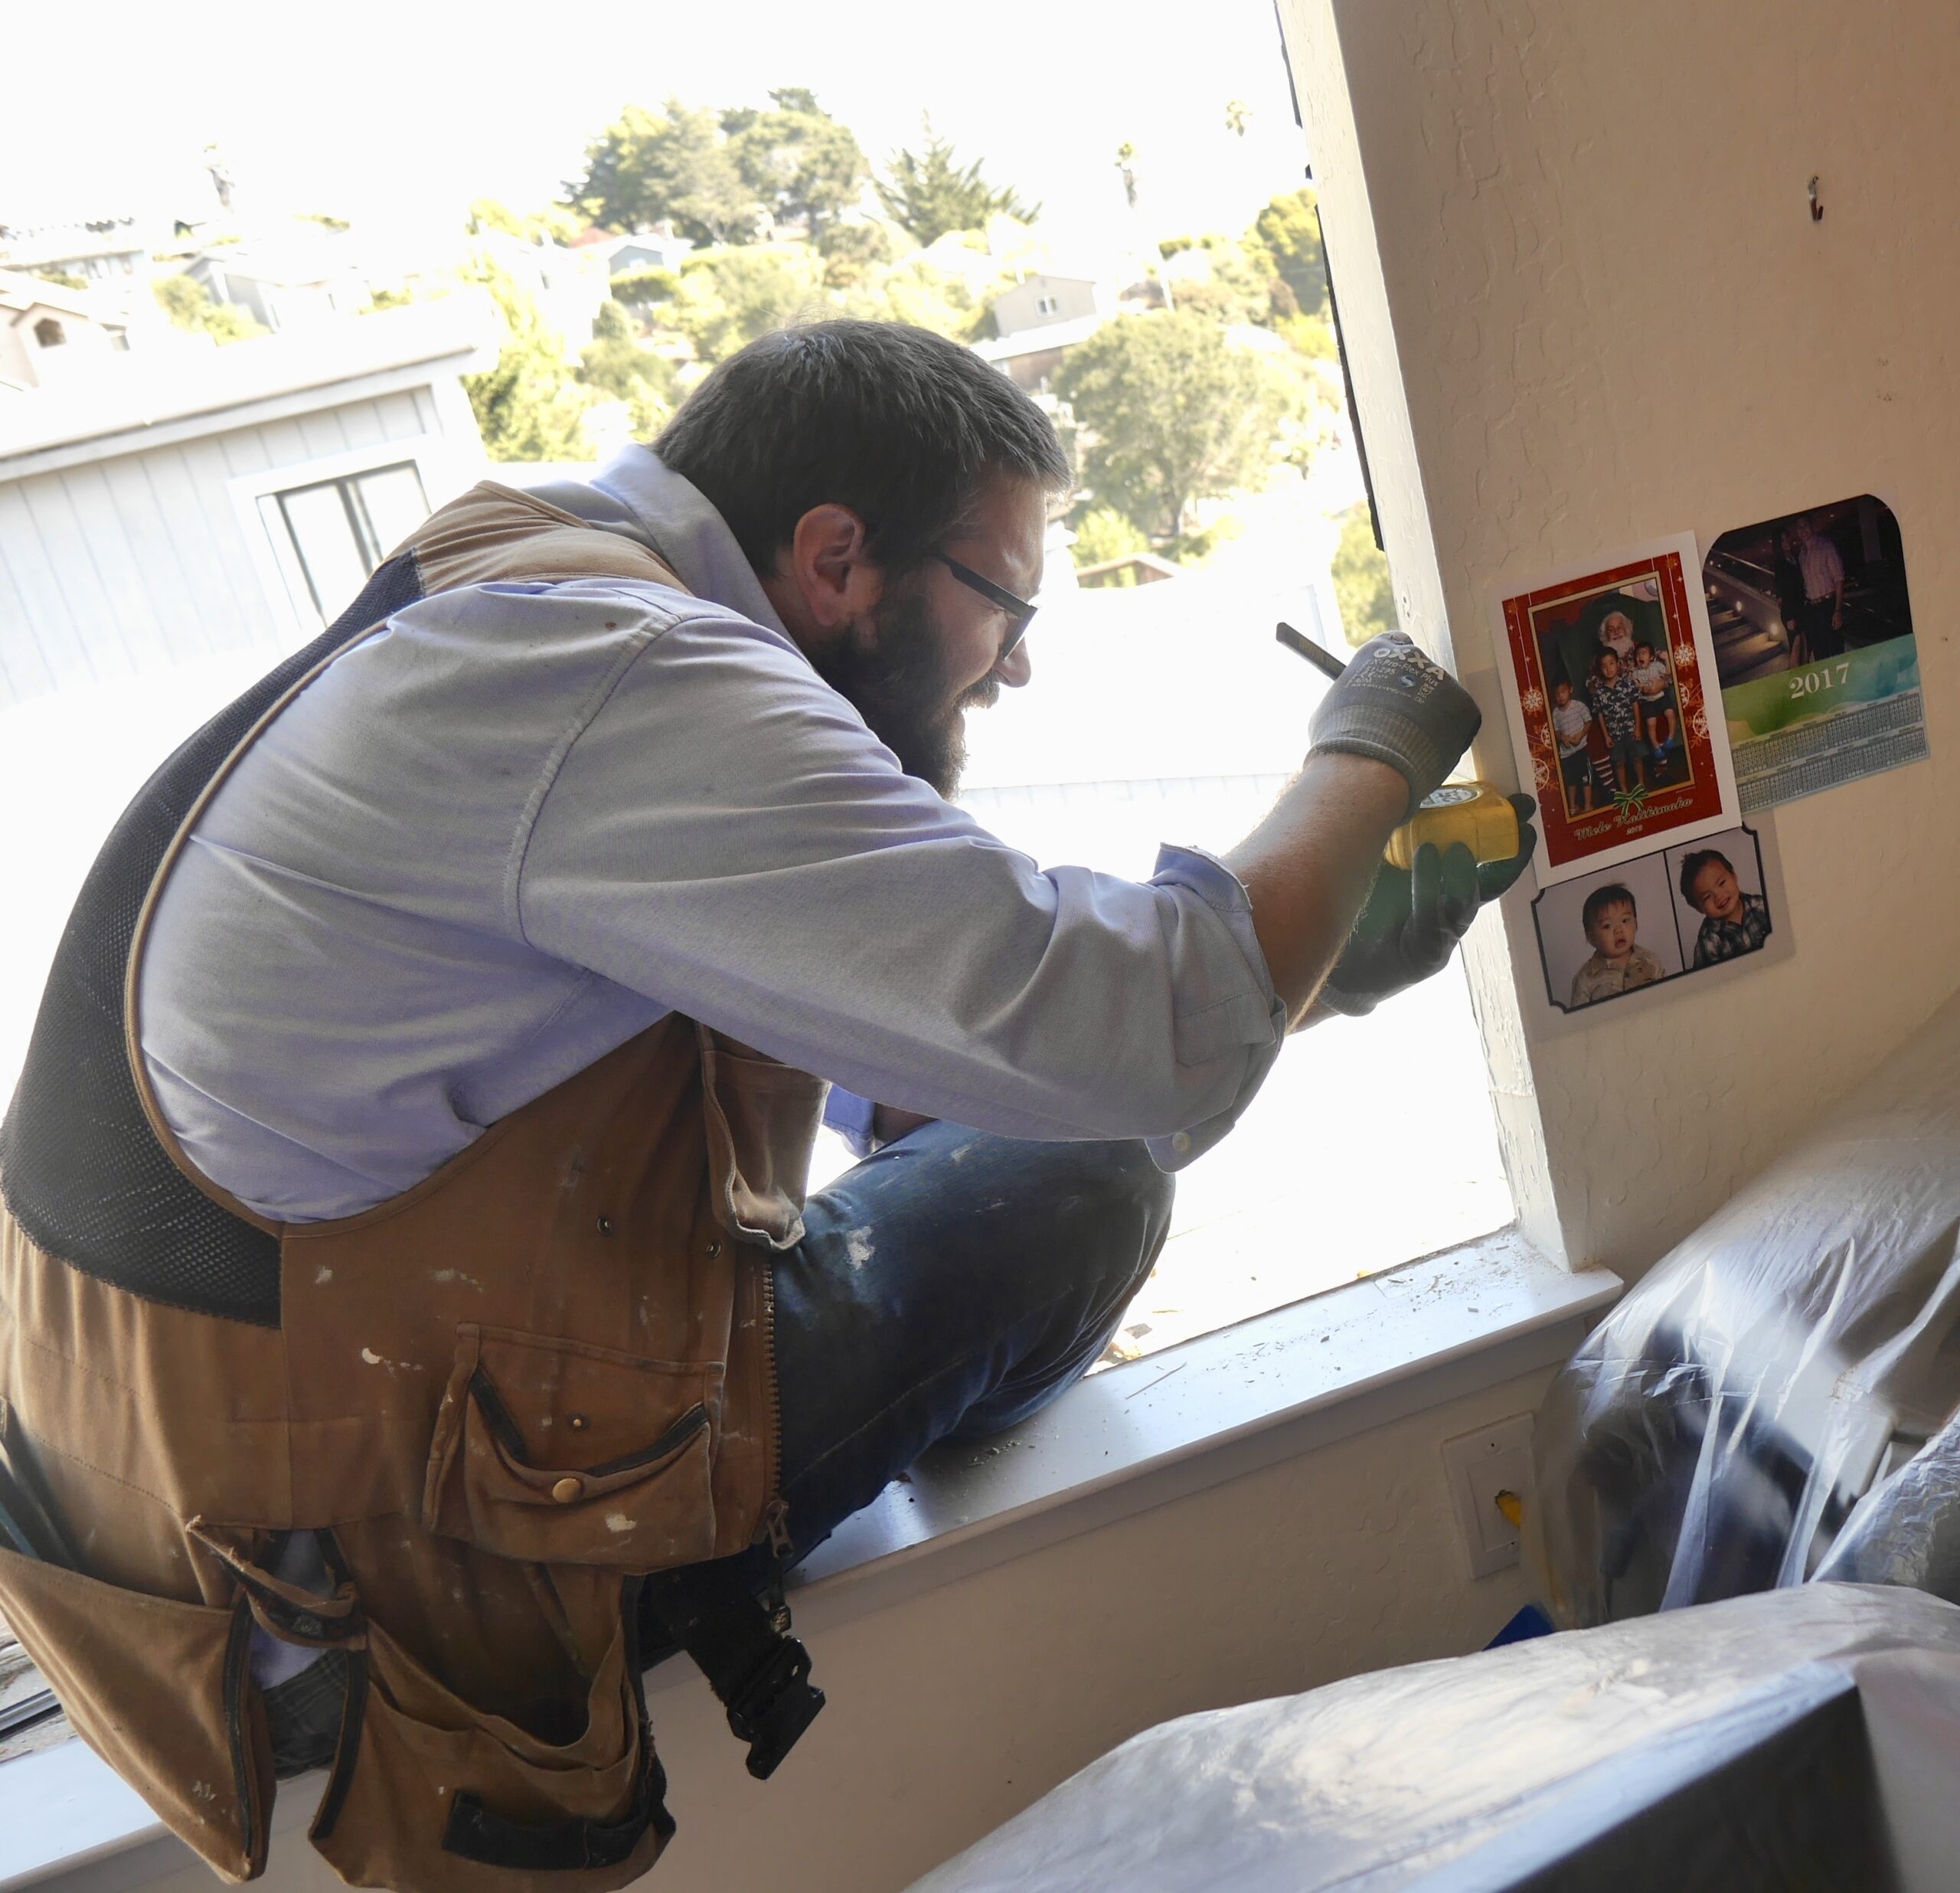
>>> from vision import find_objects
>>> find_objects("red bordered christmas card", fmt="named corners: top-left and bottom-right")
top-left (1494, 535), bottom-right (1741, 887)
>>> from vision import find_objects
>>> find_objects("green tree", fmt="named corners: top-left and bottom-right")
top-left (580, 299), bottom-right (675, 411)
top-left (608, 265), bottom-right (681, 307)
top-left (152, 273), bottom-right (266, 344)
top-left (726, 90), bottom-right (869, 237)
top-left (1056, 312), bottom-right (1302, 541)
top-left (815, 220), bottom-right (893, 289)
top-left (1279, 310), bottom-right (1336, 360)
top-left (1158, 231), bottom-right (1291, 329)
top-left (459, 258), bottom-right (596, 461)
top-left (668, 245), bottom-right (825, 364)
top-left (1250, 187), bottom-right (1329, 319)
top-left (1070, 506), bottom-right (1150, 579)
top-left (565, 100), bottom-right (761, 244)
top-left (1331, 503), bottom-right (1398, 647)
top-left (467, 198), bottom-right (583, 246)
top-left (33, 268), bottom-right (87, 292)
top-left (877, 118), bottom-right (1037, 245)
top-left (835, 250), bottom-right (986, 341)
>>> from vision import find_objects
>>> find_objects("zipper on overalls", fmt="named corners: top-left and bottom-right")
top-left (756, 1259), bottom-right (793, 1633)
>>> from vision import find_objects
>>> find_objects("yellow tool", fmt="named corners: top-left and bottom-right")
top-left (1276, 622), bottom-right (1521, 868)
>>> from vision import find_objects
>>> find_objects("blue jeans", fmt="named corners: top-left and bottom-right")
top-left (770, 1119), bottom-right (1175, 1561)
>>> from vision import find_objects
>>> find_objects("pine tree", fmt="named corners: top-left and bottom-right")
top-left (877, 119), bottom-right (1037, 246)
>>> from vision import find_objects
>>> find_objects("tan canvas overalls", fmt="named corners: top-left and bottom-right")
top-left (0, 486), bottom-right (825, 1888)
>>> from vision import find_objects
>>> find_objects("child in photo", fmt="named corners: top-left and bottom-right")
top-left (1681, 848), bottom-right (1772, 966)
top-left (1552, 677), bottom-right (1594, 814)
top-left (1629, 639), bottom-right (1675, 760)
top-left (1589, 650), bottom-right (1645, 794)
top-left (1570, 883), bottom-right (1666, 1007)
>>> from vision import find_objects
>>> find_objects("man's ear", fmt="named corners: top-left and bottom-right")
top-left (784, 502), bottom-right (886, 634)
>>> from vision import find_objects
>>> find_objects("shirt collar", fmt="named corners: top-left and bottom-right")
top-left (591, 446), bottom-right (789, 638)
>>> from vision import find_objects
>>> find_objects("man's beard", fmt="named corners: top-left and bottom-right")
top-left (811, 588), bottom-right (998, 799)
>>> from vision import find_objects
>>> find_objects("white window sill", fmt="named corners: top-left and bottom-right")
top-left (761, 1230), bottom-right (1616, 1646)
top-left (0, 1231), bottom-right (1618, 1891)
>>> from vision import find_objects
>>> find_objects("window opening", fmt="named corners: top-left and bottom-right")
top-left (2, 12), bottom-right (1512, 1379)
top-left (260, 460), bottom-right (430, 626)
top-left (32, 318), bottom-right (66, 348)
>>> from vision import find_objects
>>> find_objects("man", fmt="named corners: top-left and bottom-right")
top-left (1793, 514), bottom-right (1847, 662)
top-left (0, 321), bottom-right (1530, 1889)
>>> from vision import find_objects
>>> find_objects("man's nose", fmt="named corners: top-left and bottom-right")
top-left (998, 640), bottom-right (1033, 689)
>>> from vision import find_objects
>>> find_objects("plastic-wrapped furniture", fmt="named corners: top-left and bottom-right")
top-left (910, 1584), bottom-right (1960, 1892)
top-left (1531, 987), bottom-right (1960, 1627)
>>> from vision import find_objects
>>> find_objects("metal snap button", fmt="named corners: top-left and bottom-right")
top-left (706, 1240), bottom-right (721, 1258)
top-left (596, 1216), bottom-right (614, 1237)
top-left (567, 1414), bottom-right (589, 1432)
top-left (550, 1476), bottom-right (583, 1504)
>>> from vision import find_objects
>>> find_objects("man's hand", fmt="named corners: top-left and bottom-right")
top-left (1317, 796), bottom-right (1538, 1017)
top-left (1309, 632), bottom-right (1484, 819)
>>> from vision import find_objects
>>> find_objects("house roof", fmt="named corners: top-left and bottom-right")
top-left (972, 311), bottom-right (1105, 363)
top-left (0, 294), bottom-right (498, 474)
top-left (0, 269), bottom-right (106, 325)
top-left (189, 238), bottom-right (354, 289)
top-left (0, 215), bottom-right (146, 271)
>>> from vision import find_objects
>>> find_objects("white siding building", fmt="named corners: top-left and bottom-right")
top-left (185, 238), bottom-right (372, 335)
top-left (0, 297), bottom-right (496, 710)
top-left (0, 273), bottom-right (128, 394)
top-left (991, 273), bottom-right (1103, 338)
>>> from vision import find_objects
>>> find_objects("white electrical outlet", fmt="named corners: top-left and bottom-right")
top-left (1441, 1414), bottom-right (1535, 1579)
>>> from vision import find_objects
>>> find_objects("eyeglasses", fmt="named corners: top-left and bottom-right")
top-left (929, 551), bottom-right (1037, 658)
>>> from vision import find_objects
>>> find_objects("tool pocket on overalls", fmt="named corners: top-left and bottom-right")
top-left (0, 1539), bottom-right (272, 1880)
top-left (697, 1026), bottom-right (826, 1250)
top-left (311, 1607), bottom-right (671, 1891)
top-left (423, 1325), bottom-right (718, 1570)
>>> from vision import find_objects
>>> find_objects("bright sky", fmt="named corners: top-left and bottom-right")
top-left (6, 0), bottom-right (1312, 266)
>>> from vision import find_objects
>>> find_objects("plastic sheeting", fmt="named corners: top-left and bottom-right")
top-left (1530, 986), bottom-right (1960, 1627)
top-left (910, 1584), bottom-right (1960, 1892)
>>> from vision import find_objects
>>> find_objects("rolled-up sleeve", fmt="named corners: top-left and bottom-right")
top-left (514, 597), bottom-right (1283, 1164)
top-left (1142, 845), bottom-right (1288, 1169)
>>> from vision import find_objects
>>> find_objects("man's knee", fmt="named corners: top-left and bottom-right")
top-left (1037, 1137), bottom-right (1175, 1293)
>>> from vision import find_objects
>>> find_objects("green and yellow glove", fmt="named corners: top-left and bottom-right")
top-left (1318, 795), bottom-right (1539, 1016)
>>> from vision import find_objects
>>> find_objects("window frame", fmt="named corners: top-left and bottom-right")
top-left (224, 436), bottom-right (454, 640)
top-left (266, 460), bottom-right (429, 623)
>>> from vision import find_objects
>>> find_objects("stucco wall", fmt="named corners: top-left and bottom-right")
top-left (1281, 0), bottom-right (1960, 1280)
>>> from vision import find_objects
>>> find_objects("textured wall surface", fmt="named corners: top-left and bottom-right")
top-left (142, 1371), bottom-right (1551, 1893)
top-left (1282, 0), bottom-right (1960, 1279)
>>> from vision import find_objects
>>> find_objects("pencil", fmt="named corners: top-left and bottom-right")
top-left (1275, 621), bottom-right (1348, 680)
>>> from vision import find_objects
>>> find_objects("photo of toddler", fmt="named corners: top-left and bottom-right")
top-left (1677, 847), bottom-right (1772, 966)
top-left (1531, 825), bottom-right (1783, 1021)
top-left (1568, 882), bottom-right (1667, 1008)
top-left (1629, 639), bottom-right (1677, 762)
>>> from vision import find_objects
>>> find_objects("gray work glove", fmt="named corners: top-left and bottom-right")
top-left (1318, 797), bottom-right (1539, 1017)
top-left (1308, 632), bottom-right (1483, 819)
